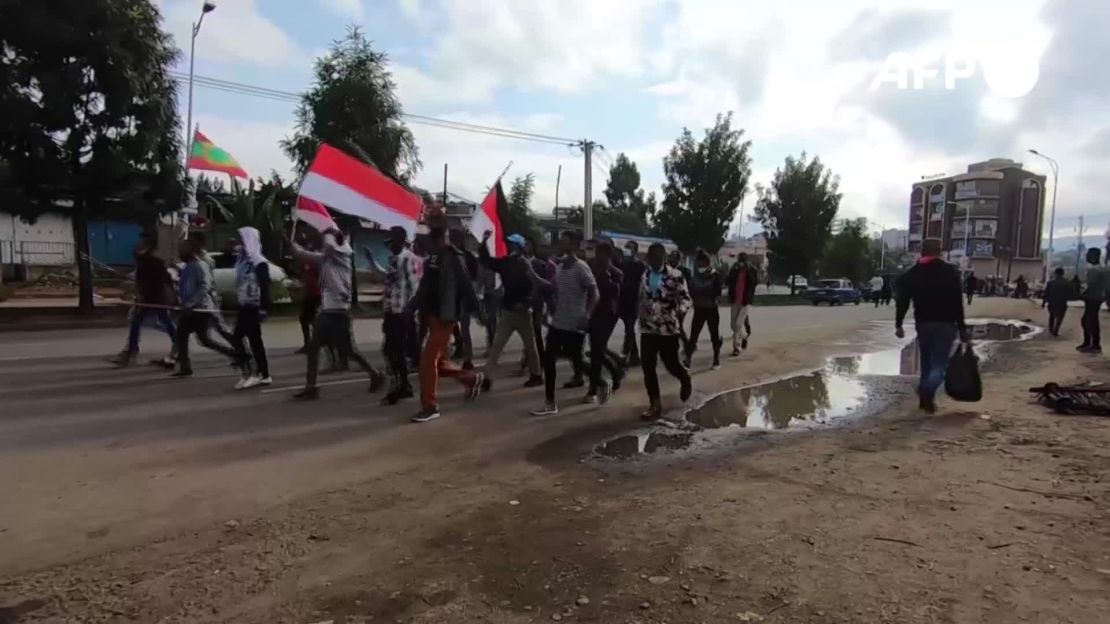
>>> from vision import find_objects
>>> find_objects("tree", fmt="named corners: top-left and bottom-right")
top-left (207, 180), bottom-right (285, 260)
top-left (283, 26), bottom-right (420, 182)
top-left (819, 218), bottom-right (876, 284)
top-left (604, 153), bottom-right (657, 223)
top-left (655, 113), bottom-right (752, 255)
top-left (0, 0), bottom-right (184, 309)
top-left (503, 174), bottom-right (542, 241)
top-left (751, 153), bottom-right (842, 293)
top-left (564, 201), bottom-right (651, 236)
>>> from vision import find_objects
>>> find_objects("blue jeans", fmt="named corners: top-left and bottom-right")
top-left (127, 308), bottom-right (177, 354)
top-left (916, 322), bottom-right (957, 401)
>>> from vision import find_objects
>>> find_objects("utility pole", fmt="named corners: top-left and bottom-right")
top-left (555, 164), bottom-right (562, 211)
top-left (1076, 215), bottom-right (1086, 275)
top-left (580, 140), bottom-right (597, 240)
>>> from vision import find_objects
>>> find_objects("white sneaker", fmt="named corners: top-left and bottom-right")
top-left (530, 404), bottom-right (559, 416)
top-left (241, 375), bottom-right (272, 389)
top-left (234, 375), bottom-right (251, 390)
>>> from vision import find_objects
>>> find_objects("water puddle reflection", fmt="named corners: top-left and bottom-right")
top-left (593, 320), bottom-right (1038, 459)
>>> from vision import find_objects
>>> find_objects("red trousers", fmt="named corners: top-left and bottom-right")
top-left (421, 316), bottom-right (476, 410)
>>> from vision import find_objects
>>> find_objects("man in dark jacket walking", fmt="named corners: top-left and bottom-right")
top-left (726, 253), bottom-right (758, 356)
top-left (112, 234), bottom-right (177, 366)
top-left (895, 240), bottom-right (970, 413)
top-left (1042, 267), bottom-right (1071, 337)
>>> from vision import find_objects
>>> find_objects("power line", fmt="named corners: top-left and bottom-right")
top-left (169, 71), bottom-right (580, 146)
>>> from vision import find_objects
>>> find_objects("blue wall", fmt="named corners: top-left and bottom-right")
top-left (88, 221), bottom-right (143, 266)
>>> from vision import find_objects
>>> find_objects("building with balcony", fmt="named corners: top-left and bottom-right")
top-left (907, 158), bottom-right (1046, 281)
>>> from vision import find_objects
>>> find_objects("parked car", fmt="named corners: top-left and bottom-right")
top-left (787, 275), bottom-right (808, 292)
top-left (169, 252), bottom-right (293, 306)
top-left (805, 278), bottom-right (862, 306)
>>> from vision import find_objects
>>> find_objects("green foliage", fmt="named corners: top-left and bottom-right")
top-left (502, 174), bottom-right (542, 240)
top-left (655, 113), bottom-right (752, 254)
top-left (283, 27), bottom-right (420, 182)
top-left (564, 201), bottom-right (651, 236)
top-left (604, 153), bottom-right (657, 223)
top-left (819, 217), bottom-right (875, 284)
top-left (752, 152), bottom-right (842, 284)
top-left (0, 0), bottom-right (184, 309)
top-left (206, 178), bottom-right (289, 260)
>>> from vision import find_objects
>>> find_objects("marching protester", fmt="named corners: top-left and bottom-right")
top-left (229, 226), bottom-right (272, 389)
top-left (288, 228), bottom-right (386, 400)
top-left (478, 230), bottom-right (544, 390)
top-left (480, 257), bottom-right (502, 350)
top-left (188, 232), bottom-right (236, 345)
top-left (619, 241), bottom-right (647, 366)
top-left (881, 275), bottom-right (893, 306)
top-left (894, 239), bottom-right (969, 413)
top-left (726, 252), bottom-right (758, 356)
top-left (1042, 267), bottom-right (1071, 337)
top-left (530, 231), bottom-right (599, 416)
top-left (684, 249), bottom-right (723, 369)
top-left (964, 271), bottom-right (977, 305)
top-left (364, 227), bottom-right (420, 405)
top-left (110, 234), bottom-right (177, 366)
top-left (585, 240), bottom-right (625, 403)
top-left (406, 224), bottom-right (486, 423)
top-left (1079, 248), bottom-right (1107, 354)
top-left (171, 238), bottom-right (244, 378)
top-left (522, 237), bottom-right (555, 372)
top-left (870, 273), bottom-right (884, 308)
top-left (667, 249), bottom-right (692, 354)
top-left (295, 230), bottom-right (322, 354)
top-left (639, 242), bottom-right (693, 420)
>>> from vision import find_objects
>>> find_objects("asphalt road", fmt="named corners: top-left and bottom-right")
top-left (0, 301), bottom-right (911, 573)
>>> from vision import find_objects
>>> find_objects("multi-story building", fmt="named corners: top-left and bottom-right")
top-left (907, 158), bottom-right (1046, 281)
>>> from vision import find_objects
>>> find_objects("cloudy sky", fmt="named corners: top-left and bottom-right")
top-left (159, 0), bottom-right (1109, 239)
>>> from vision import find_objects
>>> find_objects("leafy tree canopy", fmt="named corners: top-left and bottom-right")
top-left (751, 152), bottom-right (841, 287)
top-left (819, 217), bottom-right (876, 284)
top-left (0, 0), bottom-right (184, 308)
top-left (282, 26), bottom-right (419, 182)
top-left (603, 152), bottom-right (657, 223)
top-left (502, 173), bottom-right (542, 242)
top-left (655, 113), bottom-right (752, 254)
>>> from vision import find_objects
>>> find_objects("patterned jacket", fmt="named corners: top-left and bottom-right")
top-left (637, 265), bottom-right (690, 336)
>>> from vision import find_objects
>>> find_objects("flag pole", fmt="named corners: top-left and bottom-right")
top-left (496, 161), bottom-right (514, 184)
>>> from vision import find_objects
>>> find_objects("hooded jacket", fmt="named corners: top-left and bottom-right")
top-left (234, 226), bottom-right (271, 311)
top-left (726, 262), bottom-right (758, 306)
top-left (411, 245), bottom-right (481, 323)
top-left (290, 232), bottom-right (354, 311)
top-left (895, 257), bottom-right (966, 330)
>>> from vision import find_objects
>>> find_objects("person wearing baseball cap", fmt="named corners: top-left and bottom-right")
top-left (477, 231), bottom-right (547, 391)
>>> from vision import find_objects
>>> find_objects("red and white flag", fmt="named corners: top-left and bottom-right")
top-left (296, 143), bottom-right (422, 236)
top-left (294, 196), bottom-right (337, 233)
top-left (470, 180), bottom-right (508, 257)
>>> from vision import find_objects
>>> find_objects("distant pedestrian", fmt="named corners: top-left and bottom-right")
top-left (964, 271), bottom-right (977, 305)
top-left (530, 231), bottom-right (598, 417)
top-left (1079, 248), bottom-right (1107, 354)
top-left (1015, 275), bottom-right (1029, 299)
top-left (869, 274), bottom-right (884, 308)
top-left (229, 227), bottom-right (272, 389)
top-left (726, 253), bottom-right (758, 356)
top-left (894, 240), bottom-right (969, 413)
top-left (1042, 267), bottom-right (1071, 337)
top-left (188, 232), bottom-right (236, 346)
top-left (685, 250), bottom-right (723, 369)
top-left (289, 228), bottom-right (386, 400)
top-left (171, 238), bottom-right (243, 379)
top-left (364, 226), bottom-right (420, 405)
top-left (407, 225), bottom-right (486, 423)
top-left (639, 242), bottom-right (693, 420)
top-left (881, 277), bottom-right (893, 306)
top-left (619, 241), bottom-right (647, 366)
top-left (667, 249), bottom-right (692, 355)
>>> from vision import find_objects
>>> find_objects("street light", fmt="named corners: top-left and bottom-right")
top-left (185, 1), bottom-right (217, 171)
top-left (1028, 148), bottom-right (1059, 281)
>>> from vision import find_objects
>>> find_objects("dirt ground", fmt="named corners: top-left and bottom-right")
top-left (1, 298), bottom-right (1108, 624)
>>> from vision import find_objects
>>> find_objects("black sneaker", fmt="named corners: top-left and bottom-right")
top-left (397, 386), bottom-right (414, 399)
top-left (368, 371), bottom-right (386, 393)
top-left (712, 358), bottom-right (721, 370)
top-left (680, 379), bottom-right (693, 402)
top-left (467, 372), bottom-right (486, 400)
top-left (380, 391), bottom-right (401, 406)
top-left (481, 377), bottom-right (493, 392)
top-left (563, 377), bottom-right (585, 390)
top-left (920, 397), bottom-right (937, 414)
top-left (682, 354), bottom-right (693, 369)
top-left (731, 347), bottom-right (741, 357)
top-left (598, 381), bottom-right (613, 405)
top-left (741, 338), bottom-right (749, 350)
top-left (293, 387), bottom-right (319, 401)
top-left (170, 370), bottom-right (194, 378)
top-left (611, 370), bottom-right (624, 393)
top-left (523, 375), bottom-right (543, 388)
top-left (411, 408), bottom-right (442, 423)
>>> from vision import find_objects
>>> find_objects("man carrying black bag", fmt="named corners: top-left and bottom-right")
top-left (894, 240), bottom-right (970, 413)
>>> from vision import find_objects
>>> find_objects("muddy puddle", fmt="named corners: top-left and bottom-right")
top-left (593, 319), bottom-right (1038, 460)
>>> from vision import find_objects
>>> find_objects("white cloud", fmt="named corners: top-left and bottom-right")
top-left (323, 0), bottom-right (365, 22)
top-left (397, 0), bottom-right (424, 21)
top-left (158, 0), bottom-right (304, 69)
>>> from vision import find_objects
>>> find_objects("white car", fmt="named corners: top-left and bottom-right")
top-left (207, 252), bottom-right (289, 295)
top-left (787, 275), bottom-right (808, 291)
